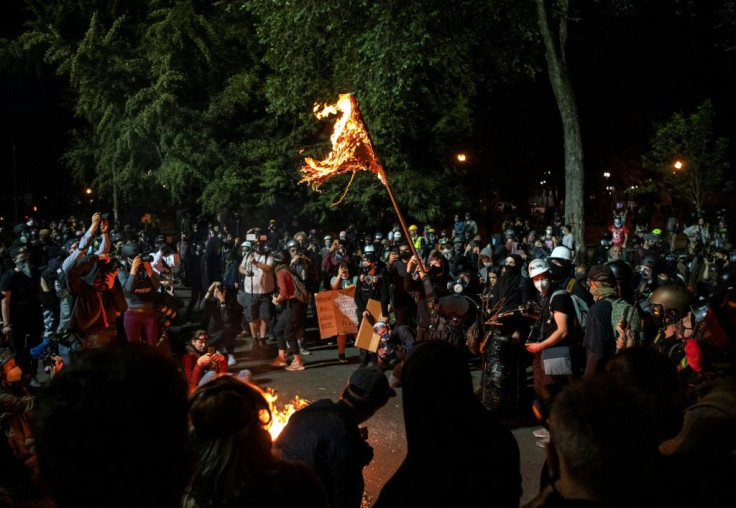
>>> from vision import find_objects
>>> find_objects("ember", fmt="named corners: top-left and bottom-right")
top-left (262, 388), bottom-right (309, 440)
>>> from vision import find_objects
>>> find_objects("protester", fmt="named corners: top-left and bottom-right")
top-left (274, 367), bottom-right (395, 508)
top-left (184, 376), bottom-right (328, 508)
top-left (375, 341), bottom-right (521, 508)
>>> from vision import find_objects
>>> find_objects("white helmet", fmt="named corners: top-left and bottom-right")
top-left (528, 259), bottom-right (550, 278)
top-left (550, 246), bottom-right (572, 261)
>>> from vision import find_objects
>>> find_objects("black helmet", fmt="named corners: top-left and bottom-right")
top-left (648, 285), bottom-right (692, 328)
top-left (120, 242), bottom-right (140, 258)
top-left (362, 252), bottom-right (376, 263)
top-left (607, 260), bottom-right (633, 284)
top-left (640, 253), bottom-right (661, 270)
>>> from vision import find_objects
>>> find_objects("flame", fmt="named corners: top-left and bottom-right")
top-left (301, 93), bottom-right (385, 203)
top-left (262, 387), bottom-right (310, 440)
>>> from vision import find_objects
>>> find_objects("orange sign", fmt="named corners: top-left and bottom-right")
top-left (314, 288), bottom-right (359, 339)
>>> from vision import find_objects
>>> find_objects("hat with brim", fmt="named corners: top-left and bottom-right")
top-left (347, 367), bottom-right (396, 405)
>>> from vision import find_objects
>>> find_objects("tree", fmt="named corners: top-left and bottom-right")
top-left (642, 99), bottom-right (732, 216)
top-left (533, 0), bottom-right (586, 259)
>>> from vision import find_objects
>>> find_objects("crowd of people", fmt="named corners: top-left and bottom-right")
top-left (0, 203), bottom-right (735, 506)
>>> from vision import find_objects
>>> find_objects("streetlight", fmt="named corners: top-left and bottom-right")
top-left (674, 160), bottom-right (684, 170)
top-left (456, 153), bottom-right (467, 163)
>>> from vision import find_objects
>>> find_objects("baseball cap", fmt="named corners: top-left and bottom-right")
top-left (346, 367), bottom-right (396, 405)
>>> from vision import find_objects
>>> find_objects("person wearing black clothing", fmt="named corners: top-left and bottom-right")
top-left (525, 259), bottom-right (577, 413)
top-left (386, 243), bottom-right (416, 328)
top-left (375, 341), bottom-right (521, 508)
top-left (404, 251), bottom-right (450, 343)
top-left (199, 280), bottom-right (242, 367)
top-left (354, 252), bottom-right (390, 368)
top-left (582, 265), bottom-right (617, 378)
top-left (275, 367), bottom-right (395, 508)
top-left (483, 254), bottom-right (531, 413)
top-left (1, 246), bottom-right (43, 381)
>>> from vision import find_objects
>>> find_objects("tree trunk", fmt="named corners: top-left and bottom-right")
top-left (534, 0), bottom-right (586, 263)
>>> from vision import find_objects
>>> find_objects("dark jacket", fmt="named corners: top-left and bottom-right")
top-left (275, 399), bottom-right (373, 508)
top-left (67, 255), bottom-right (127, 335)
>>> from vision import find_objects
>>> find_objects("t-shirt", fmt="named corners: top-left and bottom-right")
top-left (609, 225), bottom-right (629, 246)
top-left (539, 287), bottom-right (576, 346)
top-left (240, 253), bottom-right (275, 294)
top-left (583, 298), bottom-right (614, 356)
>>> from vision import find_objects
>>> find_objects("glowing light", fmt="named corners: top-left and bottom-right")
top-left (262, 387), bottom-right (309, 440)
top-left (301, 93), bottom-right (384, 204)
top-left (456, 153), bottom-right (467, 163)
top-left (674, 160), bottom-right (684, 170)
top-left (85, 188), bottom-right (93, 195)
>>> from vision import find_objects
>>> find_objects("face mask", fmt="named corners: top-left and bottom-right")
top-left (482, 261), bottom-right (492, 267)
top-left (534, 279), bottom-right (550, 293)
top-left (430, 265), bottom-right (442, 276)
top-left (16, 260), bottom-right (32, 277)
top-left (400, 252), bottom-right (412, 260)
top-left (6, 366), bottom-right (22, 383)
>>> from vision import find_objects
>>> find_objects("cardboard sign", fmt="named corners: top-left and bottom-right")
top-left (354, 298), bottom-right (383, 352)
top-left (315, 288), bottom-right (359, 339)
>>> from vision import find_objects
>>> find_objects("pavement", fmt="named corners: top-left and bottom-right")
top-left (174, 283), bottom-right (547, 506)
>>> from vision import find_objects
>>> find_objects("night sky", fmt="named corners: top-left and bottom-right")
top-left (1, 1), bottom-right (734, 224)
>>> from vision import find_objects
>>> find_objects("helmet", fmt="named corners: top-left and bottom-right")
top-left (640, 253), bottom-right (661, 270)
top-left (374, 232), bottom-right (383, 241)
top-left (607, 260), bottom-right (633, 284)
top-left (550, 246), bottom-right (573, 262)
top-left (155, 235), bottom-right (166, 244)
top-left (648, 285), bottom-right (693, 327)
top-left (394, 231), bottom-right (402, 239)
top-left (364, 244), bottom-right (375, 253)
top-left (286, 239), bottom-right (298, 249)
top-left (272, 249), bottom-right (289, 264)
top-left (408, 225), bottom-right (418, 232)
top-left (241, 240), bottom-right (252, 249)
top-left (362, 252), bottom-right (376, 263)
top-left (120, 242), bottom-right (140, 258)
top-left (528, 259), bottom-right (550, 278)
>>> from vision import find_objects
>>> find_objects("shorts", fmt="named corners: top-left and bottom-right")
top-left (242, 292), bottom-right (273, 322)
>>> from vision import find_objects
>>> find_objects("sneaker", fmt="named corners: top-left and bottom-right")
top-left (338, 353), bottom-right (348, 364)
top-left (532, 428), bottom-right (550, 439)
top-left (298, 341), bottom-right (311, 355)
top-left (285, 361), bottom-right (305, 372)
top-left (227, 354), bottom-right (237, 367)
top-left (536, 435), bottom-right (550, 448)
top-left (237, 369), bottom-right (253, 383)
top-left (269, 358), bottom-right (288, 368)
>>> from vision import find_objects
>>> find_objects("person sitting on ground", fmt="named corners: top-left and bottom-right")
top-left (181, 330), bottom-right (228, 392)
top-left (375, 340), bottom-right (521, 508)
top-left (199, 281), bottom-right (242, 367)
top-left (33, 346), bottom-right (190, 508)
top-left (274, 367), bottom-right (395, 508)
top-left (183, 376), bottom-right (328, 508)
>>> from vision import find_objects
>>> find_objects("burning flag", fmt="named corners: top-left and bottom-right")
top-left (301, 92), bottom-right (425, 271)
top-left (301, 93), bottom-right (385, 203)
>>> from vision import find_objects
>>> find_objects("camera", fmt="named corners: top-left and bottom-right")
top-left (100, 212), bottom-right (112, 221)
top-left (140, 254), bottom-right (154, 263)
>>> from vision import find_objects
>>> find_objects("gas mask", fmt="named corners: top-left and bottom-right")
top-left (15, 258), bottom-right (32, 277)
top-left (451, 277), bottom-right (468, 294)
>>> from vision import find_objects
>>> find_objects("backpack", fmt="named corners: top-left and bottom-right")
top-left (290, 271), bottom-right (311, 304)
top-left (549, 281), bottom-right (589, 344)
top-left (609, 297), bottom-right (642, 350)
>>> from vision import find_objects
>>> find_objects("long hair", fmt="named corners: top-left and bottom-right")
top-left (186, 377), bottom-right (276, 505)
